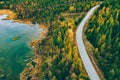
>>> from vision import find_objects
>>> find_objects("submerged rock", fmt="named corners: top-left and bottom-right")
top-left (0, 72), bottom-right (7, 79)
top-left (12, 36), bottom-right (21, 41)
top-left (0, 73), bottom-right (5, 78)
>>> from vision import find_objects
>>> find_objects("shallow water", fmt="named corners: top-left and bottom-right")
top-left (0, 14), bottom-right (42, 80)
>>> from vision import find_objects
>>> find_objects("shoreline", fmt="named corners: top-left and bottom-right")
top-left (0, 9), bottom-right (49, 48)
top-left (0, 9), bottom-right (49, 80)
top-left (0, 9), bottom-right (49, 32)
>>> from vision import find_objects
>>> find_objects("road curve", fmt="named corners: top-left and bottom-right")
top-left (76, 5), bottom-right (100, 80)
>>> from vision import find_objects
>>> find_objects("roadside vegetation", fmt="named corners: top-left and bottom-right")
top-left (86, 0), bottom-right (120, 79)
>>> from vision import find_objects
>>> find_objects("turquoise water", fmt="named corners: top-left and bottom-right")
top-left (0, 15), bottom-right (42, 80)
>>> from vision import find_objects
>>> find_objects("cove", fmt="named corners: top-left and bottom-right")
top-left (0, 14), bottom-right (42, 80)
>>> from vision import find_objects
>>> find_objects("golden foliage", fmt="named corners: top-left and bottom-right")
top-left (106, 7), bottom-right (110, 15)
top-left (69, 6), bottom-right (75, 12)
top-left (99, 34), bottom-right (106, 44)
top-left (94, 48), bottom-right (98, 53)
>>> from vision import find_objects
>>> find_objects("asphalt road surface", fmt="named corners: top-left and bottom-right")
top-left (76, 5), bottom-right (100, 80)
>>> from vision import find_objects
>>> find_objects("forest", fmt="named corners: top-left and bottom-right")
top-left (0, 0), bottom-right (99, 80)
top-left (1, 0), bottom-right (120, 80)
top-left (0, 0), bottom-right (96, 23)
top-left (15, 1), bottom-right (98, 80)
top-left (86, 0), bottom-right (120, 80)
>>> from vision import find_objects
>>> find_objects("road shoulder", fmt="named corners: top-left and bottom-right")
top-left (83, 22), bottom-right (105, 80)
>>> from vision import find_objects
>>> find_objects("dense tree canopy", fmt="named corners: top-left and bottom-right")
top-left (86, 0), bottom-right (120, 79)
top-left (0, 0), bottom-right (97, 23)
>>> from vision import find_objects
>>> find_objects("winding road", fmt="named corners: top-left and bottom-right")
top-left (76, 5), bottom-right (100, 80)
